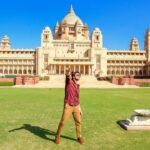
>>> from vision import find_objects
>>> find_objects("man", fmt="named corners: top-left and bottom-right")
top-left (55, 67), bottom-right (84, 145)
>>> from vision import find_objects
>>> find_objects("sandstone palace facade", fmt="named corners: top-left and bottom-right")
top-left (0, 6), bottom-right (150, 77)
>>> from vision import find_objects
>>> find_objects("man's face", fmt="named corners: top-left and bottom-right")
top-left (74, 73), bottom-right (81, 81)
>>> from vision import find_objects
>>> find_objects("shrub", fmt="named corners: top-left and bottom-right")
top-left (44, 76), bottom-right (50, 80)
top-left (106, 76), bottom-right (111, 81)
top-left (40, 76), bottom-right (50, 81)
top-left (134, 76), bottom-right (150, 79)
top-left (0, 82), bottom-right (14, 86)
top-left (97, 77), bottom-right (102, 81)
top-left (101, 77), bottom-right (104, 80)
top-left (139, 82), bottom-right (150, 87)
top-left (40, 77), bottom-right (44, 80)
top-left (3, 75), bottom-right (16, 78)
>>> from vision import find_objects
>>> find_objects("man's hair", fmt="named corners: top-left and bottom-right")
top-left (71, 71), bottom-right (81, 78)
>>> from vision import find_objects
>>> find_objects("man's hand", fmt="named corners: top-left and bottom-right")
top-left (79, 105), bottom-right (83, 117)
top-left (65, 67), bottom-right (71, 76)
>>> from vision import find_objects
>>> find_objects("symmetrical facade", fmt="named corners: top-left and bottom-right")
top-left (0, 6), bottom-right (150, 77)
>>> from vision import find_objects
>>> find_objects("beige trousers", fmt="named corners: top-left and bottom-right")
top-left (56, 103), bottom-right (82, 138)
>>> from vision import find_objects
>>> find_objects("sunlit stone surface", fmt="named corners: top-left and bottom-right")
top-left (119, 109), bottom-right (150, 130)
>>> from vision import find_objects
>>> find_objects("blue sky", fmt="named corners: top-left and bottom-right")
top-left (0, 0), bottom-right (149, 50)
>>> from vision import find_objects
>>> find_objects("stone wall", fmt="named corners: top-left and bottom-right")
top-left (15, 76), bottom-right (39, 85)
top-left (111, 76), bottom-right (150, 86)
top-left (0, 78), bottom-right (14, 82)
top-left (0, 76), bottom-right (39, 85)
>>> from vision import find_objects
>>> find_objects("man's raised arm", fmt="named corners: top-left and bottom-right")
top-left (65, 67), bottom-right (71, 77)
top-left (65, 67), bottom-right (71, 85)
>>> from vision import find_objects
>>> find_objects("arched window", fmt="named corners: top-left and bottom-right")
top-left (28, 69), bottom-right (31, 74)
top-left (139, 70), bottom-right (142, 75)
top-left (14, 69), bottom-right (17, 74)
top-left (23, 70), bottom-right (27, 74)
top-left (130, 70), bottom-right (133, 75)
top-left (107, 70), bottom-right (110, 75)
top-left (121, 70), bottom-right (124, 75)
top-left (112, 70), bottom-right (115, 75)
top-left (9, 69), bottom-right (13, 74)
top-left (116, 70), bottom-right (120, 75)
top-left (125, 70), bottom-right (129, 75)
top-left (19, 70), bottom-right (22, 74)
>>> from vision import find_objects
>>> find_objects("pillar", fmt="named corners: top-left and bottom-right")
top-left (83, 65), bottom-right (85, 75)
top-left (89, 65), bottom-right (91, 75)
top-left (74, 65), bottom-right (75, 72)
top-left (59, 65), bottom-right (61, 75)
top-left (79, 65), bottom-right (81, 73)
top-left (64, 65), bottom-right (66, 74)
top-left (54, 65), bottom-right (56, 74)
top-left (2, 66), bottom-right (4, 74)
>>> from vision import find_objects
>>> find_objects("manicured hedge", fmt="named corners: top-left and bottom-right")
top-left (97, 76), bottom-right (111, 81)
top-left (134, 76), bottom-right (150, 79)
top-left (40, 77), bottom-right (44, 80)
top-left (2, 75), bottom-right (16, 78)
top-left (40, 76), bottom-right (50, 81)
top-left (97, 77), bottom-right (102, 81)
top-left (139, 82), bottom-right (150, 87)
top-left (0, 82), bottom-right (15, 86)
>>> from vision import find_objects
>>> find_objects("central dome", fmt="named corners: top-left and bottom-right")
top-left (61, 5), bottom-right (83, 26)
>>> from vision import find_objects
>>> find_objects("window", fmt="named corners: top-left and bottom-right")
top-left (96, 35), bottom-right (99, 41)
top-left (69, 27), bottom-right (74, 31)
top-left (45, 35), bottom-right (48, 40)
top-left (71, 43), bottom-right (74, 49)
top-left (44, 54), bottom-right (48, 63)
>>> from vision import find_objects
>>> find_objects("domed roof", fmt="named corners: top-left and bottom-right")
top-left (131, 37), bottom-right (138, 43)
top-left (61, 5), bottom-right (83, 26)
top-left (94, 27), bottom-right (101, 32)
top-left (44, 26), bottom-right (51, 31)
top-left (132, 37), bottom-right (138, 41)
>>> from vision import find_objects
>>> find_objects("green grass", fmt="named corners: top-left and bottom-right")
top-left (0, 82), bottom-right (14, 86)
top-left (0, 88), bottom-right (150, 150)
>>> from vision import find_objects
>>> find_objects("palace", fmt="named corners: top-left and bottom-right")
top-left (0, 6), bottom-right (150, 77)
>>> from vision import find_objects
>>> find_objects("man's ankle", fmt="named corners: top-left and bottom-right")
top-left (77, 137), bottom-right (85, 144)
top-left (55, 135), bottom-right (60, 144)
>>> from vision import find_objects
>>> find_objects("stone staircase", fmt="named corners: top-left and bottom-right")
top-left (33, 75), bottom-right (118, 88)
top-left (14, 75), bottom-right (138, 88)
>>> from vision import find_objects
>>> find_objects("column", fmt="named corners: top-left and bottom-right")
top-left (64, 65), bottom-right (66, 74)
top-left (59, 65), bottom-right (61, 75)
top-left (32, 67), bottom-right (34, 75)
top-left (54, 65), bottom-right (56, 74)
top-left (74, 65), bottom-right (75, 72)
top-left (79, 65), bottom-right (81, 73)
top-left (119, 67), bottom-right (121, 76)
top-left (87, 66), bottom-right (89, 75)
top-left (2, 66), bottom-right (4, 74)
top-left (83, 65), bottom-right (85, 75)
top-left (51, 65), bottom-right (53, 74)
top-left (22, 66), bottom-right (23, 75)
top-left (89, 65), bottom-right (91, 75)
top-left (8, 66), bottom-right (9, 74)
top-left (26, 66), bottom-right (28, 75)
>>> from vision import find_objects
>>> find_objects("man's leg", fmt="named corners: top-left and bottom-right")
top-left (73, 105), bottom-right (84, 144)
top-left (72, 105), bottom-right (82, 138)
top-left (56, 104), bottom-right (72, 138)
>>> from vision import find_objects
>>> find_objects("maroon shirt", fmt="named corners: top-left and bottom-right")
top-left (64, 75), bottom-right (80, 106)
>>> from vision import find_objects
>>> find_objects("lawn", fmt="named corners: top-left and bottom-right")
top-left (0, 88), bottom-right (150, 150)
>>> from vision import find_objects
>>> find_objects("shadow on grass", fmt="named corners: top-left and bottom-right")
top-left (116, 120), bottom-right (128, 131)
top-left (9, 124), bottom-right (77, 143)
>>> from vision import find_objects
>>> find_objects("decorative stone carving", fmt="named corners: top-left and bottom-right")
top-left (119, 109), bottom-right (150, 130)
